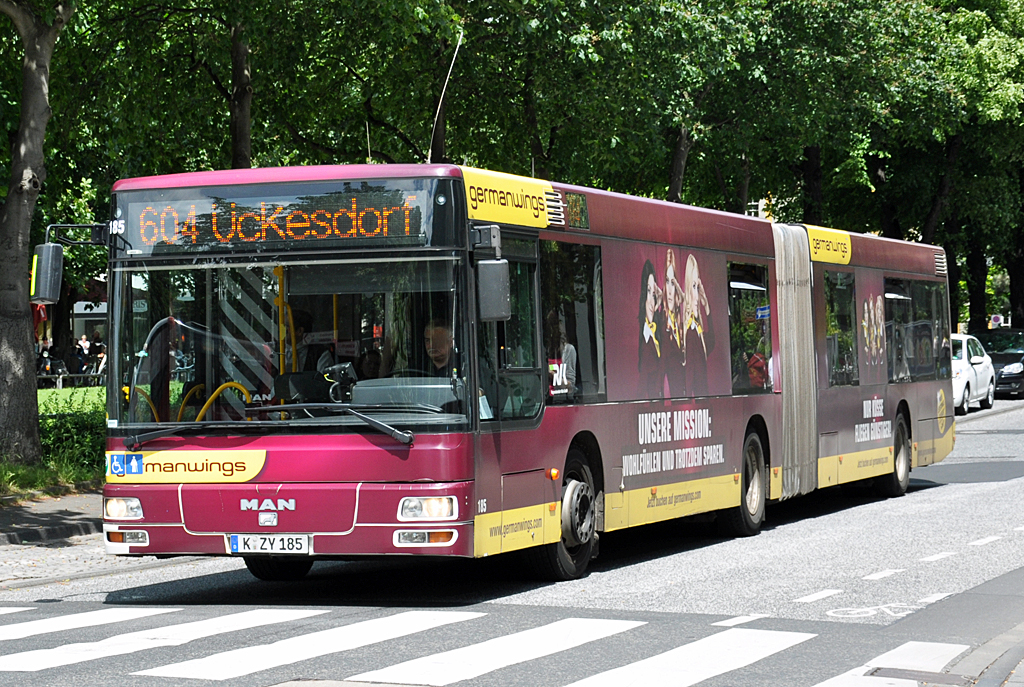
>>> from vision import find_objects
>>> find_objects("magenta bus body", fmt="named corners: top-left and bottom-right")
top-left (102, 164), bottom-right (954, 579)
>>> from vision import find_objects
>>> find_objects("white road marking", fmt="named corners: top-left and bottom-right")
top-left (968, 536), bottom-right (1002, 546)
top-left (134, 611), bottom-right (485, 680)
top-left (920, 552), bottom-right (956, 562)
top-left (809, 641), bottom-right (969, 686)
top-left (0, 607), bottom-right (179, 642)
top-left (348, 618), bottom-right (645, 686)
top-left (0, 608), bottom-right (34, 616)
top-left (794, 589), bottom-right (843, 603)
top-left (0, 608), bottom-right (326, 672)
top-left (918, 593), bottom-right (953, 604)
top-left (862, 569), bottom-right (904, 580)
top-left (563, 628), bottom-right (816, 687)
top-left (711, 614), bottom-right (769, 627)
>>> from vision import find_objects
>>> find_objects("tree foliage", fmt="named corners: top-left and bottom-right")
top-left (2, 0), bottom-right (1024, 461)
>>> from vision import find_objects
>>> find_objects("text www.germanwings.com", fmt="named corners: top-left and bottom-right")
top-left (490, 518), bottom-right (543, 538)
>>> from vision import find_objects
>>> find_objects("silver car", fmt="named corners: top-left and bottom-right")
top-left (951, 333), bottom-right (995, 415)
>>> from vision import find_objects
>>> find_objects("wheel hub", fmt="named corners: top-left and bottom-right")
top-left (561, 479), bottom-right (595, 547)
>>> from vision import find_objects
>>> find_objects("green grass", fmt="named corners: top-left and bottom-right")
top-left (0, 387), bottom-right (107, 496)
top-left (38, 385), bottom-right (105, 409)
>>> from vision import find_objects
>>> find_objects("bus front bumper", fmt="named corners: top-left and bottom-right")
top-left (102, 481), bottom-right (475, 558)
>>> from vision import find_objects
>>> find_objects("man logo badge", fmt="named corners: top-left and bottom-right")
top-left (240, 498), bottom-right (296, 512)
top-left (241, 499), bottom-right (294, 527)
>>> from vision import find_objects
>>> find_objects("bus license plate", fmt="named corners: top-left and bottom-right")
top-left (230, 534), bottom-right (308, 554)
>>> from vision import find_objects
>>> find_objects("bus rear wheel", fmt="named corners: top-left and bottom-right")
top-left (875, 414), bottom-right (910, 497)
top-left (244, 556), bottom-right (314, 581)
top-left (722, 431), bottom-right (766, 537)
top-left (528, 448), bottom-right (596, 581)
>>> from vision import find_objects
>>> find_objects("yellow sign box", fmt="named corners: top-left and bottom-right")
top-left (461, 167), bottom-right (553, 229)
top-left (105, 450), bottom-right (267, 483)
top-left (807, 225), bottom-right (852, 264)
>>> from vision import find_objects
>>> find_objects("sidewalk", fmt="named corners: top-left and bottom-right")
top-left (0, 488), bottom-right (103, 545)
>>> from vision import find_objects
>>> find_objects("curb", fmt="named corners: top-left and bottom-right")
top-left (0, 479), bottom-right (104, 506)
top-left (0, 520), bottom-right (104, 546)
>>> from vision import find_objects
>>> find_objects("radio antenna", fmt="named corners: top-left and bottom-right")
top-left (365, 121), bottom-right (373, 164)
top-left (427, 26), bottom-right (464, 164)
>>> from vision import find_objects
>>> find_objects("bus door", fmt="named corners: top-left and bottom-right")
top-left (816, 267), bottom-right (861, 488)
top-left (474, 233), bottom-right (557, 555)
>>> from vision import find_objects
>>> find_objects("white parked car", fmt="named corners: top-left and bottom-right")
top-left (951, 333), bottom-right (995, 415)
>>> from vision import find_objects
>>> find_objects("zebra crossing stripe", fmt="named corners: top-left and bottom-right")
top-left (348, 618), bottom-right (645, 686)
top-left (809, 641), bottom-right (969, 686)
top-left (0, 608), bottom-right (326, 672)
top-left (867, 641), bottom-right (970, 672)
top-left (0, 607), bottom-right (179, 642)
top-left (133, 610), bottom-right (485, 680)
top-left (0, 608), bottom-right (34, 617)
top-left (562, 628), bottom-right (815, 687)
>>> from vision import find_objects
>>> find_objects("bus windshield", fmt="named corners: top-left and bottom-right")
top-left (113, 256), bottom-right (467, 433)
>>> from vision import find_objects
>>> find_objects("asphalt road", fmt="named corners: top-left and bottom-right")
top-left (0, 398), bottom-right (1023, 687)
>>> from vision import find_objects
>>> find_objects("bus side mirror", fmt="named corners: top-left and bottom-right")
top-left (477, 259), bottom-right (511, 321)
top-left (30, 243), bottom-right (64, 305)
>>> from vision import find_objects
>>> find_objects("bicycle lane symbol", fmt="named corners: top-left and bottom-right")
top-left (826, 603), bottom-right (922, 619)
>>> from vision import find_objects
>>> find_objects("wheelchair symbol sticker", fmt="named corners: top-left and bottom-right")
top-left (109, 454), bottom-right (126, 476)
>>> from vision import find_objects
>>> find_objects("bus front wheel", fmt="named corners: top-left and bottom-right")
top-left (875, 414), bottom-right (910, 497)
top-left (528, 448), bottom-right (596, 581)
top-left (722, 430), bottom-right (766, 537)
top-left (244, 556), bottom-right (314, 582)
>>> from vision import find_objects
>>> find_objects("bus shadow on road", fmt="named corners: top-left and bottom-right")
top-left (103, 468), bottom-right (1010, 609)
top-left (102, 554), bottom-right (556, 608)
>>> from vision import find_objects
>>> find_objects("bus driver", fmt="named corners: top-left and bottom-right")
top-left (424, 320), bottom-right (457, 377)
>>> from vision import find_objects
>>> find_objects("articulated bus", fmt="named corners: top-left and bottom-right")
top-left (93, 164), bottom-right (954, 581)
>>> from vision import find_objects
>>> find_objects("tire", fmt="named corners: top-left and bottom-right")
top-left (875, 414), bottom-right (911, 497)
top-left (955, 385), bottom-right (969, 415)
top-left (244, 556), bottom-right (314, 581)
top-left (980, 381), bottom-right (994, 409)
top-left (528, 448), bottom-right (596, 581)
top-left (722, 431), bottom-right (766, 537)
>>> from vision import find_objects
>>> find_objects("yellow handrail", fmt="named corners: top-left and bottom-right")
top-left (195, 382), bottom-right (252, 422)
top-left (125, 386), bottom-right (160, 423)
top-left (176, 384), bottom-right (206, 422)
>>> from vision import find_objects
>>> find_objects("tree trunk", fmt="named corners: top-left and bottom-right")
top-left (800, 145), bottom-right (823, 226)
top-left (866, 154), bottom-right (901, 239)
top-left (229, 23), bottom-right (252, 169)
top-left (666, 124), bottom-right (692, 204)
top-left (523, 67), bottom-right (549, 180)
top-left (1008, 226), bottom-right (1024, 328)
top-left (714, 154), bottom-right (750, 215)
top-left (942, 210), bottom-right (964, 330)
top-left (0, 1), bottom-right (74, 464)
top-left (965, 229), bottom-right (988, 334)
top-left (921, 134), bottom-right (962, 246)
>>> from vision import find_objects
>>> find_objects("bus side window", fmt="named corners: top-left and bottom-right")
top-left (727, 263), bottom-right (772, 394)
top-left (539, 241), bottom-right (606, 404)
top-left (498, 260), bottom-right (542, 419)
top-left (824, 271), bottom-right (859, 387)
top-left (884, 279), bottom-right (912, 383)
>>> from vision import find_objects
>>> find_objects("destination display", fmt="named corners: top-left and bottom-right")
top-left (114, 179), bottom-right (439, 255)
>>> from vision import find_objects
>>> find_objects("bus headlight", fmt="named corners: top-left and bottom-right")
top-left (104, 497), bottom-right (143, 520)
top-left (398, 496), bottom-right (458, 521)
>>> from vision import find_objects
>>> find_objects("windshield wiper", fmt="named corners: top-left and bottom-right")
top-left (122, 423), bottom-right (265, 451)
top-left (245, 403), bottom-right (416, 445)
